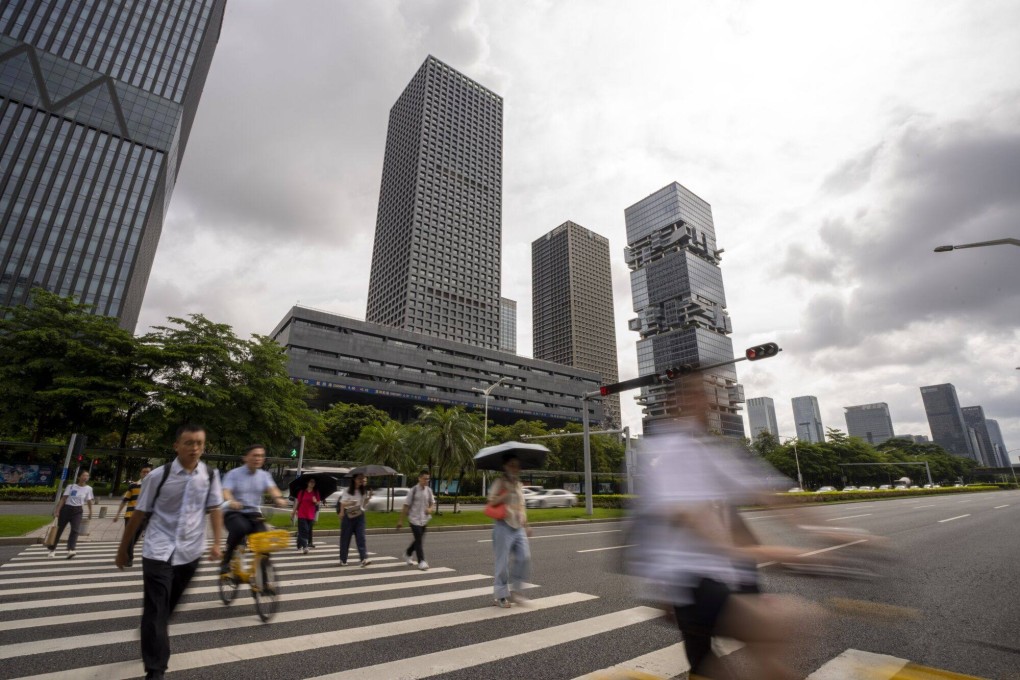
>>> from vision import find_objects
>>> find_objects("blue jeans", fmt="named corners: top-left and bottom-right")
top-left (492, 520), bottom-right (530, 599)
top-left (297, 518), bottom-right (315, 549)
top-left (339, 513), bottom-right (367, 563)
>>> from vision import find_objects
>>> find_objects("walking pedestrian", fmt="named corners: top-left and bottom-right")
top-left (47, 470), bottom-right (95, 558)
top-left (487, 453), bottom-right (531, 608)
top-left (115, 424), bottom-right (224, 680)
top-left (292, 477), bottom-right (322, 554)
top-left (337, 474), bottom-right (372, 567)
top-left (113, 465), bottom-right (152, 524)
top-left (396, 469), bottom-right (435, 570)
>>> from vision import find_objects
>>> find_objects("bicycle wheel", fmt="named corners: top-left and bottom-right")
top-left (252, 557), bottom-right (280, 622)
top-left (218, 566), bottom-right (239, 605)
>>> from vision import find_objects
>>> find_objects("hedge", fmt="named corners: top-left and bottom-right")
top-left (778, 485), bottom-right (1004, 504)
top-left (434, 494), bottom-right (634, 509)
top-left (0, 485), bottom-right (57, 501)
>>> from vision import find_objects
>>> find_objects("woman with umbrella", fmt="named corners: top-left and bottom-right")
top-left (291, 477), bottom-right (323, 554)
top-left (336, 473), bottom-right (373, 567)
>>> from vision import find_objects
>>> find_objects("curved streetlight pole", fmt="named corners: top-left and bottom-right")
top-left (934, 238), bottom-right (1020, 252)
top-left (778, 435), bottom-right (803, 489)
top-left (472, 377), bottom-right (508, 495)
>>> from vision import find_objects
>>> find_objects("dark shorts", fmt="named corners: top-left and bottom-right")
top-left (673, 577), bottom-right (733, 636)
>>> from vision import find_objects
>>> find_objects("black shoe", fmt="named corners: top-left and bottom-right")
top-left (145, 670), bottom-right (165, 680)
top-left (219, 563), bottom-right (231, 575)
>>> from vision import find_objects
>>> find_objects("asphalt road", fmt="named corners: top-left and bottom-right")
top-left (0, 491), bottom-right (1016, 679)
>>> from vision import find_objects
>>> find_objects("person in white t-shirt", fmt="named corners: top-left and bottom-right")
top-left (46, 470), bottom-right (94, 558)
top-left (396, 470), bottom-right (435, 570)
top-left (336, 474), bottom-right (373, 567)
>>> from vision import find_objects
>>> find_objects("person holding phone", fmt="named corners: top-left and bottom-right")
top-left (337, 474), bottom-right (372, 567)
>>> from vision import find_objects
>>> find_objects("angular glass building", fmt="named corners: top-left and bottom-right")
top-left (499, 297), bottom-right (516, 354)
top-left (532, 221), bottom-right (620, 428)
top-left (0, 1), bottom-right (227, 330)
top-left (366, 56), bottom-right (503, 349)
top-left (792, 395), bottom-right (825, 443)
top-left (624, 182), bottom-right (744, 436)
top-left (746, 396), bottom-right (779, 439)
top-left (920, 383), bottom-right (976, 460)
top-left (843, 402), bottom-right (895, 446)
top-left (961, 406), bottom-right (997, 467)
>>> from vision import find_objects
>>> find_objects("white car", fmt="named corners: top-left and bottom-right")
top-left (787, 487), bottom-right (804, 493)
top-left (842, 486), bottom-right (858, 492)
top-left (325, 487), bottom-right (411, 511)
top-left (815, 486), bottom-right (837, 493)
top-left (525, 489), bottom-right (578, 508)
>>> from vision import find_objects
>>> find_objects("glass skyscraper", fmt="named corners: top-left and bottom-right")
top-left (844, 402), bottom-right (895, 445)
top-left (746, 396), bottom-right (779, 439)
top-left (920, 383), bottom-right (976, 460)
top-left (499, 297), bottom-right (516, 354)
top-left (366, 55), bottom-right (503, 349)
top-left (0, 1), bottom-right (227, 330)
top-left (532, 220), bottom-right (620, 428)
top-left (625, 182), bottom-right (744, 437)
top-left (792, 395), bottom-right (825, 443)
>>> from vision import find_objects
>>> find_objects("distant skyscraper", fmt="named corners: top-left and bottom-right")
top-left (920, 384), bottom-right (976, 460)
top-left (792, 396), bottom-right (825, 443)
top-left (962, 406), bottom-right (996, 467)
top-left (985, 419), bottom-right (1010, 467)
top-left (747, 397), bottom-right (779, 439)
top-left (532, 221), bottom-right (620, 427)
top-left (0, 1), bottom-right (228, 330)
top-left (365, 56), bottom-right (503, 349)
top-left (499, 297), bottom-right (516, 354)
top-left (844, 403), bottom-right (895, 445)
top-left (625, 183), bottom-right (744, 437)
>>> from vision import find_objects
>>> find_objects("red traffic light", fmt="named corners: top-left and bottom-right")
top-left (76, 454), bottom-right (83, 462)
top-left (746, 342), bottom-right (780, 361)
top-left (93, 458), bottom-right (100, 466)
top-left (599, 386), bottom-right (609, 396)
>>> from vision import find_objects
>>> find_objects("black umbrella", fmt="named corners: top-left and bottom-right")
top-left (288, 473), bottom-right (338, 501)
top-left (473, 442), bottom-right (549, 471)
top-left (347, 464), bottom-right (400, 477)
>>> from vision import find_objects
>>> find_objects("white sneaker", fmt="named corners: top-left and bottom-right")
top-left (406, 554), bottom-right (416, 566)
top-left (66, 550), bottom-right (76, 559)
top-left (47, 550), bottom-right (56, 559)
top-left (418, 560), bottom-right (429, 571)
top-left (360, 559), bottom-right (372, 568)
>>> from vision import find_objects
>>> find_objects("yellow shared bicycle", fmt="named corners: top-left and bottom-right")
top-left (218, 527), bottom-right (289, 622)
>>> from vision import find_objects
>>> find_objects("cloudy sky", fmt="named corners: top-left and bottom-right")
top-left (138, 0), bottom-right (1020, 460)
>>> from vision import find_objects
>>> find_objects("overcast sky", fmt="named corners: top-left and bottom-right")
top-left (137, 0), bottom-right (1020, 461)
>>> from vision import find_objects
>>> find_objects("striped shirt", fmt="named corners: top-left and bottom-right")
top-left (122, 482), bottom-right (142, 519)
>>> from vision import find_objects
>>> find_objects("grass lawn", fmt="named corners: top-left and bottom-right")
top-left (268, 507), bottom-right (625, 531)
top-left (0, 515), bottom-right (52, 537)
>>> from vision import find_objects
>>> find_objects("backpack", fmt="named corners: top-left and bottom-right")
top-left (126, 462), bottom-right (216, 561)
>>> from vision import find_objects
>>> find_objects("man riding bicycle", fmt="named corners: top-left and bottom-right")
top-left (220, 444), bottom-right (288, 574)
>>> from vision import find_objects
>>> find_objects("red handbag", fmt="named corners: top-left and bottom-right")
top-left (484, 503), bottom-right (506, 520)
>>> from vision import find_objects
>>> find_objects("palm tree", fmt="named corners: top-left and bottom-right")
top-left (351, 421), bottom-right (409, 511)
top-left (416, 406), bottom-right (483, 514)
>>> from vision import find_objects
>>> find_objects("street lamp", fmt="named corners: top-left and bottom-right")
top-left (778, 435), bottom-right (804, 490)
top-left (934, 238), bottom-right (1020, 252)
top-left (472, 377), bottom-right (508, 495)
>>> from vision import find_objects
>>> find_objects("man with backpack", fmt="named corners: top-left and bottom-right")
top-left (396, 469), bottom-right (435, 570)
top-left (115, 424), bottom-right (224, 680)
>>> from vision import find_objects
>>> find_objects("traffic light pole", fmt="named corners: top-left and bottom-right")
top-left (54, 433), bottom-right (82, 507)
top-left (297, 436), bottom-right (306, 476)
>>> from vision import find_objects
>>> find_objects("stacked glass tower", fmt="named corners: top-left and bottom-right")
top-left (499, 297), bottom-right (516, 354)
top-left (792, 395), bottom-right (825, 443)
top-left (844, 403), bottom-right (895, 445)
top-left (920, 383), bottom-right (976, 460)
top-left (746, 396), bottom-right (779, 439)
top-left (366, 55), bottom-right (503, 350)
top-left (625, 182), bottom-right (744, 436)
top-left (532, 220), bottom-right (620, 428)
top-left (0, 1), bottom-right (227, 330)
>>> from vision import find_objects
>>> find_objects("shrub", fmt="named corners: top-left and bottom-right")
top-left (0, 485), bottom-right (57, 501)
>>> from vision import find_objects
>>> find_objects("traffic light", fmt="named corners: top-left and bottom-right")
top-left (288, 437), bottom-right (301, 459)
top-left (664, 365), bottom-right (695, 381)
top-left (598, 374), bottom-right (662, 396)
top-left (77, 454), bottom-right (83, 463)
top-left (745, 342), bottom-right (780, 361)
top-left (93, 458), bottom-right (100, 467)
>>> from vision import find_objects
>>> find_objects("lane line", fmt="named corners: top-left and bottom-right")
top-left (912, 505), bottom-right (936, 509)
top-left (11, 591), bottom-right (587, 680)
top-left (938, 515), bottom-right (970, 523)
top-left (797, 539), bottom-right (868, 558)
top-left (0, 574), bottom-right (491, 633)
top-left (477, 529), bottom-right (620, 543)
top-left (0, 554), bottom-right (351, 577)
top-left (806, 648), bottom-right (908, 679)
top-left (570, 643), bottom-right (688, 679)
top-left (994, 505), bottom-right (1009, 509)
top-left (577, 544), bottom-right (635, 553)
top-left (824, 514), bottom-right (872, 522)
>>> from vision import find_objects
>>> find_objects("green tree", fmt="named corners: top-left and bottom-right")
top-left (351, 420), bottom-right (410, 511)
top-left (415, 406), bottom-right (483, 513)
top-left (321, 402), bottom-right (392, 459)
top-left (750, 430), bottom-right (780, 456)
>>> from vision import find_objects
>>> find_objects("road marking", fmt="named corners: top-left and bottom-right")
top-left (12, 592), bottom-right (589, 679)
top-left (0, 573), bottom-right (491, 633)
top-left (824, 514), bottom-right (872, 522)
top-left (806, 649), bottom-right (908, 679)
top-left (577, 544), bottom-right (636, 553)
top-left (0, 553), bottom-right (352, 577)
top-left (0, 566), bottom-right (456, 613)
top-left (797, 539), bottom-right (868, 557)
top-left (477, 529), bottom-right (621, 543)
top-left (912, 505), bottom-right (936, 509)
top-left (744, 513), bottom-right (795, 520)
top-left (570, 643), bottom-right (689, 679)
top-left (305, 606), bottom-right (663, 680)
top-left (938, 515), bottom-right (970, 523)
top-left (994, 505), bottom-right (1009, 509)
top-left (957, 500), bottom-right (973, 503)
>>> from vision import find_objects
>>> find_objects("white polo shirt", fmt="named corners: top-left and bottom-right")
top-left (62, 484), bottom-right (94, 507)
top-left (135, 459), bottom-right (222, 566)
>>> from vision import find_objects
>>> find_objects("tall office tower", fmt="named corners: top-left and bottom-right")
top-left (844, 403), bottom-right (895, 445)
top-left (625, 183), bottom-right (744, 437)
top-left (961, 406), bottom-right (996, 467)
top-left (746, 397), bottom-right (779, 439)
top-left (533, 221), bottom-right (620, 427)
top-left (0, 1), bottom-right (227, 330)
top-left (792, 395), bottom-right (825, 443)
top-left (920, 383), bottom-right (976, 460)
top-left (985, 419), bottom-right (1010, 466)
top-left (499, 297), bottom-right (516, 354)
top-left (365, 56), bottom-right (503, 349)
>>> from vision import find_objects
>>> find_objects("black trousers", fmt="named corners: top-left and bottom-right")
top-left (297, 518), bottom-right (315, 548)
top-left (405, 524), bottom-right (427, 562)
top-left (141, 557), bottom-right (199, 673)
top-left (48, 505), bottom-right (83, 550)
top-left (222, 511), bottom-right (266, 567)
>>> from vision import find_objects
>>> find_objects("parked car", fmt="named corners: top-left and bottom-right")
top-left (953, 483), bottom-right (964, 488)
top-left (878, 484), bottom-right (893, 490)
top-left (858, 485), bottom-right (875, 491)
top-left (815, 486), bottom-right (837, 493)
top-left (525, 489), bottom-right (578, 508)
top-left (842, 486), bottom-right (858, 492)
top-left (787, 487), bottom-right (804, 493)
top-left (523, 486), bottom-right (545, 495)
top-left (894, 485), bottom-right (908, 490)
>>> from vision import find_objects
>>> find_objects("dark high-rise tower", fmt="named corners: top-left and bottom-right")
top-left (0, 1), bottom-right (227, 330)
top-left (366, 56), bottom-right (503, 349)
top-left (532, 221), bottom-right (620, 427)
top-left (625, 183), bottom-right (744, 436)
top-left (921, 383), bottom-right (976, 460)
top-left (961, 406), bottom-right (996, 467)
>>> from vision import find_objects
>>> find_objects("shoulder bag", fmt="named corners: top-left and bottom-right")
top-left (484, 480), bottom-right (508, 521)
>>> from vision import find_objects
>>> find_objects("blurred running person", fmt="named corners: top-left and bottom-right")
top-left (220, 444), bottom-right (288, 573)
top-left (113, 465), bottom-right (152, 524)
top-left (337, 474), bottom-right (372, 566)
top-left (487, 453), bottom-right (532, 608)
top-left (47, 470), bottom-right (94, 558)
top-left (291, 477), bottom-right (322, 553)
top-left (396, 469), bottom-right (435, 569)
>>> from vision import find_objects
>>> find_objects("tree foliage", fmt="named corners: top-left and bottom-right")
top-left (321, 403), bottom-right (392, 460)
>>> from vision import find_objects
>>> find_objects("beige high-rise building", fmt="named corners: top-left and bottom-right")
top-left (532, 221), bottom-right (620, 427)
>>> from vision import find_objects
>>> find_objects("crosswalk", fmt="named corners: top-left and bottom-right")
top-left (0, 541), bottom-right (986, 680)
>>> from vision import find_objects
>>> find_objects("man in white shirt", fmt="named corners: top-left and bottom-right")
top-left (47, 470), bottom-right (94, 558)
top-left (115, 424), bottom-right (224, 680)
top-left (396, 470), bottom-right (436, 570)
top-left (220, 444), bottom-right (287, 573)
